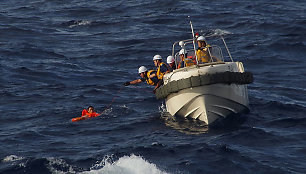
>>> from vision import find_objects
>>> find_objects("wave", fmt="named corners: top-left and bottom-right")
top-left (67, 20), bottom-right (93, 28)
top-left (2, 155), bottom-right (24, 163)
top-left (1, 155), bottom-right (169, 174)
top-left (81, 154), bottom-right (169, 174)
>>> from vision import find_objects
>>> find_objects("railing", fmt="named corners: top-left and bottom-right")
top-left (173, 45), bottom-right (224, 68)
top-left (171, 35), bottom-right (234, 69)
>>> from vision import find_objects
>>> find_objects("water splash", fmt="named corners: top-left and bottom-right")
top-left (82, 154), bottom-right (169, 174)
top-left (2, 155), bottom-right (24, 162)
top-left (69, 20), bottom-right (92, 28)
top-left (201, 29), bottom-right (232, 37)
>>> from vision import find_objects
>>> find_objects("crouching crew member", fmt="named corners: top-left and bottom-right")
top-left (167, 55), bottom-right (176, 71)
top-left (123, 66), bottom-right (161, 93)
top-left (152, 54), bottom-right (170, 80)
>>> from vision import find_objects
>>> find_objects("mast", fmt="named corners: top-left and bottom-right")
top-left (189, 18), bottom-right (199, 65)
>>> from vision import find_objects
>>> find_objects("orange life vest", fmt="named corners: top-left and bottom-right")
top-left (156, 62), bottom-right (170, 80)
top-left (82, 109), bottom-right (100, 118)
top-left (145, 70), bottom-right (158, 86)
top-left (196, 45), bottom-right (211, 63)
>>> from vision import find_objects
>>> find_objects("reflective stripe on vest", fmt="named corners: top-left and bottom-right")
top-left (156, 62), bottom-right (169, 80)
top-left (146, 70), bottom-right (157, 86)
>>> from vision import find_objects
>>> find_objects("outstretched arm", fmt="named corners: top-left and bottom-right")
top-left (124, 79), bottom-right (142, 86)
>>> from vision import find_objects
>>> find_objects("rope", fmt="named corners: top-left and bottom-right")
top-left (99, 85), bottom-right (154, 116)
top-left (100, 86), bottom-right (124, 115)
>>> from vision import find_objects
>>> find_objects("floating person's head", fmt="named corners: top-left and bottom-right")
top-left (87, 106), bottom-right (95, 113)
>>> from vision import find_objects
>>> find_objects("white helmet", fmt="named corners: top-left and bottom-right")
top-left (179, 49), bottom-right (186, 55)
top-left (197, 36), bottom-right (206, 41)
top-left (179, 41), bottom-right (184, 47)
top-left (153, 54), bottom-right (162, 61)
top-left (138, 66), bottom-right (147, 74)
top-left (167, 56), bottom-right (174, 64)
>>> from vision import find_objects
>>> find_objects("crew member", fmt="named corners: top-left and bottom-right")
top-left (82, 106), bottom-right (100, 118)
top-left (177, 49), bottom-right (195, 68)
top-left (196, 36), bottom-right (221, 63)
top-left (166, 55), bottom-right (176, 71)
top-left (196, 36), bottom-right (211, 63)
top-left (123, 66), bottom-right (161, 92)
top-left (152, 55), bottom-right (170, 80)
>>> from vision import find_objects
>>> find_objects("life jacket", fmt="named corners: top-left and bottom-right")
top-left (82, 109), bottom-right (100, 118)
top-left (156, 62), bottom-right (170, 80)
top-left (177, 56), bottom-right (195, 68)
top-left (184, 56), bottom-right (196, 67)
top-left (169, 62), bottom-right (176, 71)
top-left (145, 70), bottom-right (158, 86)
top-left (196, 45), bottom-right (211, 63)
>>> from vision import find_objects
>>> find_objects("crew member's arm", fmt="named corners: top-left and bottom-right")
top-left (123, 79), bottom-right (143, 86)
top-left (149, 73), bottom-right (156, 78)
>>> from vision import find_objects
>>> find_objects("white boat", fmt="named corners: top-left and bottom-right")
top-left (155, 25), bottom-right (253, 125)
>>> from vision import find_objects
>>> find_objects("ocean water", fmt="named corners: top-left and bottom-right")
top-left (1, 0), bottom-right (306, 174)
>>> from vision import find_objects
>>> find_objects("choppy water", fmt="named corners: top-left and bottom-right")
top-left (1, 0), bottom-right (306, 174)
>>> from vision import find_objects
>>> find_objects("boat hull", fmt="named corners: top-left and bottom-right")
top-left (161, 62), bottom-right (251, 125)
top-left (165, 84), bottom-right (249, 124)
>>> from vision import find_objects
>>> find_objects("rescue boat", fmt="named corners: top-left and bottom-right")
top-left (155, 24), bottom-right (253, 125)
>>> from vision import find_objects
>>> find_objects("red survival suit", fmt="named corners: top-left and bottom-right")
top-left (82, 109), bottom-right (100, 118)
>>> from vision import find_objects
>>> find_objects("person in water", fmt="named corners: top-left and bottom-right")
top-left (166, 55), bottom-right (176, 71)
top-left (123, 66), bottom-right (161, 93)
top-left (196, 36), bottom-right (221, 63)
top-left (82, 106), bottom-right (100, 117)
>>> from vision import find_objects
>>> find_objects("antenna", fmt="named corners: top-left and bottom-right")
top-left (188, 16), bottom-right (199, 65)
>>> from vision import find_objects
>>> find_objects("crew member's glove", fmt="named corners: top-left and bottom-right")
top-left (123, 81), bottom-right (130, 86)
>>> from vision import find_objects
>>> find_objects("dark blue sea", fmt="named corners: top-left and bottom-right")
top-left (1, 0), bottom-right (306, 173)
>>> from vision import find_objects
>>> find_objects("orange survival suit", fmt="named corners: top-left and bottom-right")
top-left (82, 109), bottom-right (100, 118)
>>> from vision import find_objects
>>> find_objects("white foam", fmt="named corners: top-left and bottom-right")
top-left (46, 157), bottom-right (75, 174)
top-left (69, 20), bottom-right (92, 28)
top-left (82, 154), bottom-right (169, 174)
top-left (203, 29), bottom-right (232, 37)
top-left (2, 155), bottom-right (24, 162)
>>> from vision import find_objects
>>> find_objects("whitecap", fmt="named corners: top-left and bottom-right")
top-left (82, 154), bottom-right (169, 174)
top-left (69, 20), bottom-right (92, 28)
top-left (2, 155), bottom-right (24, 162)
top-left (46, 157), bottom-right (76, 174)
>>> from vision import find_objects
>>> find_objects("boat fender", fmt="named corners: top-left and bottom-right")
top-left (169, 80), bottom-right (179, 93)
top-left (190, 76), bottom-right (201, 87)
top-left (156, 71), bottom-right (253, 99)
top-left (178, 78), bottom-right (191, 90)
top-left (200, 74), bottom-right (211, 85)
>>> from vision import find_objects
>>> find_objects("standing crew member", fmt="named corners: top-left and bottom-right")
top-left (196, 36), bottom-right (221, 63)
top-left (166, 55), bottom-right (176, 71)
top-left (196, 36), bottom-right (211, 63)
top-left (152, 54), bottom-right (170, 80)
